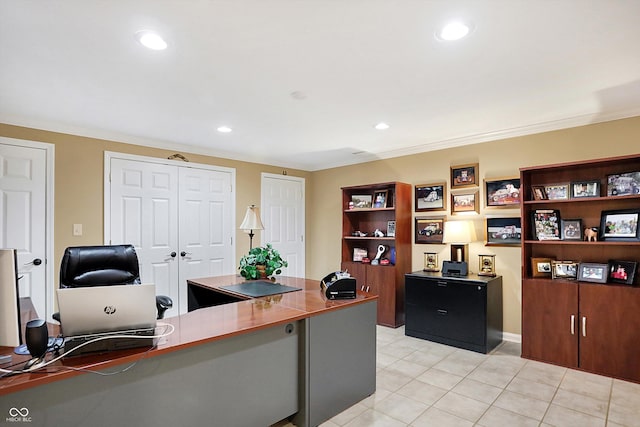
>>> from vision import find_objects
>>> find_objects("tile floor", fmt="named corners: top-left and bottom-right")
top-left (279, 325), bottom-right (640, 427)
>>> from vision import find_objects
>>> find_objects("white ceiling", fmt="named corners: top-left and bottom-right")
top-left (1, 1), bottom-right (639, 171)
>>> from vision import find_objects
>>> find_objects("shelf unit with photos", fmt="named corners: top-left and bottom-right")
top-left (520, 154), bottom-right (640, 383)
top-left (341, 182), bottom-right (411, 327)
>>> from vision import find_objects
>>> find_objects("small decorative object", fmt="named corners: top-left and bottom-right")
top-left (361, 257), bottom-right (370, 264)
top-left (607, 171), bottom-right (640, 196)
top-left (608, 260), bottom-right (637, 285)
top-left (387, 220), bottom-right (396, 237)
top-left (584, 227), bottom-right (598, 241)
top-left (552, 261), bottom-right (578, 280)
top-left (561, 219), bottom-right (582, 240)
top-left (350, 194), bottom-right (372, 209)
top-left (600, 208), bottom-right (640, 241)
top-left (485, 217), bottom-right (521, 246)
top-left (423, 252), bottom-right (439, 272)
top-left (373, 229), bottom-right (385, 237)
top-left (571, 180), bottom-right (600, 198)
top-left (353, 248), bottom-right (367, 262)
top-left (531, 257), bottom-right (553, 278)
top-left (531, 185), bottom-right (548, 200)
top-left (544, 184), bottom-right (569, 200)
top-left (485, 177), bottom-right (520, 207)
top-left (352, 230), bottom-right (368, 237)
top-left (577, 263), bottom-right (608, 284)
top-left (373, 190), bottom-right (388, 208)
top-left (532, 209), bottom-right (561, 240)
top-left (451, 191), bottom-right (479, 214)
top-left (415, 183), bottom-right (446, 212)
top-left (373, 244), bottom-right (386, 261)
top-left (478, 254), bottom-right (496, 276)
top-left (415, 217), bottom-right (445, 244)
top-left (451, 163), bottom-right (478, 188)
top-left (239, 243), bottom-right (288, 280)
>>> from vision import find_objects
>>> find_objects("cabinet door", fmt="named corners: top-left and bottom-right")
top-left (522, 279), bottom-right (578, 368)
top-left (579, 284), bottom-right (640, 382)
top-left (368, 266), bottom-right (397, 327)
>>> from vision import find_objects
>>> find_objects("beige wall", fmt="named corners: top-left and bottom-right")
top-left (2, 116), bottom-right (639, 336)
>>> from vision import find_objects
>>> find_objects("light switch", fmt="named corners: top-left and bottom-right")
top-left (73, 224), bottom-right (83, 236)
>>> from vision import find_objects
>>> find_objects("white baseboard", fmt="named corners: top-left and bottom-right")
top-left (503, 332), bottom-right (521, 343)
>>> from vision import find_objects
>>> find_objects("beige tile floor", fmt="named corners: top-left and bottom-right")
top-left (278, 325), bottom-right (640, 427)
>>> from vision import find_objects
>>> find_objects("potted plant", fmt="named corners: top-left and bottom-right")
top-left (239, 243), bottom-right (288, 280)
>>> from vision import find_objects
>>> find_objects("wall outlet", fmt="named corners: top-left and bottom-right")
top-left (73, 224), bottom-right (83, 236)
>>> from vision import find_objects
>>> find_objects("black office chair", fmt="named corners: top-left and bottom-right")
top-left (53, 245), bottom-right (172, 321)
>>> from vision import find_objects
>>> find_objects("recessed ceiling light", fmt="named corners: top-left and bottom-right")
top-left (217, 126), bottom-right (232, 133)
top-left (374, 122), bottom-right (390, 130)
top-left (436, 21), bottom-right (472, 41)
top-left (135, 30), bottom-right (168, 50)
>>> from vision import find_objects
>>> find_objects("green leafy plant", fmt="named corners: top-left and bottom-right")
top-left (239, 243), bottom-right (288, 280)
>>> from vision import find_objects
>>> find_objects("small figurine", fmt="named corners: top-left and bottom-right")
top-left (373, 229), bottom-right (385, 237)
top-left (584, 227), bottom-right (598, 242)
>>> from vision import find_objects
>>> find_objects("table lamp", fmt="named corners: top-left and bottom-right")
top-left (442, 220), bottom-right (476, 264)
top-left (239, 205), bottom-right (264, 249)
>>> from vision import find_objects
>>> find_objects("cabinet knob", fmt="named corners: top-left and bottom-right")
top-left (437, 309), bottom-right (448, 315)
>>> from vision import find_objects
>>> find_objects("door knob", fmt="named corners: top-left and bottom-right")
top-left (180, 251), bottom-right (192, 257)
top-left (169, 252), bottom-right (177, 258)
top-left (25, 258), bottom-right (43, 266)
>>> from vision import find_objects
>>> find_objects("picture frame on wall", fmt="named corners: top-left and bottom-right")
top-left (531, 257), bottom-right (553, 278)
top-left (532, 209), bottom-right (561, 240)
top-left (485, 177), bottom-right (521, 207)
top-left (571, 180), bottom-right (600, 198)
top-left (600, 208), bottom-right (640, 241)
top-left (577, 263), bottom-right (608, 284)
top-left (415, 182), bottom-right (446, 212)
top-left (608, 260), bottom-right (637, 285)
top-left (451, 191), bottom-right (479, 214)
top-left (415, 217), bottom-right (445, 244)
top-left (450, 163), bottom-right (478, 189)
top-left (485, 217), bottom-right (521, 246)
top-left (561, 218), bottom-right (583, 240)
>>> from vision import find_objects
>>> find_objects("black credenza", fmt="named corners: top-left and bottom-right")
top-left (405, 271), bottom-right (503, 353)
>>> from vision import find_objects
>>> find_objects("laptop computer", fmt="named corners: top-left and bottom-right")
top-left (56, 284), bottom-right (157, 356)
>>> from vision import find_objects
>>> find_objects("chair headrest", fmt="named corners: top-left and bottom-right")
top-left (59, 245), bottom-right (141, 288)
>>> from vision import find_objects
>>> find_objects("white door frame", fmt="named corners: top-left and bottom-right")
top-left (0, 137), bottom-right (55, 320)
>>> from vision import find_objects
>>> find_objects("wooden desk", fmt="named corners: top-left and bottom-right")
top-left (0, 276), bottom-right (377, 427)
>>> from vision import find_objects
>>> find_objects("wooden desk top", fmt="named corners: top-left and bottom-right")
top-left (0, 276), bottom-right (376, 395)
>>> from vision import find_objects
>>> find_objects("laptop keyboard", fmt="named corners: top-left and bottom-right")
top-left (63, 328), bottom-right (156, 357)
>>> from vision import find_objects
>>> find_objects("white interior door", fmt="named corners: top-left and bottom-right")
top-left (261, 173), bottom-right (305, 278)
top-left (0, 139), bottom-right (53, 320)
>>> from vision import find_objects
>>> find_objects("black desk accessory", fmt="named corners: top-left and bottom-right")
top-left (321, 271), bottom-right (356, 299)
top-left (442, 261), bottom-right (468, 277)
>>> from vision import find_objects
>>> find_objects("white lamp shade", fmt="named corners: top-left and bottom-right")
top-left (239, 205), bottom-right (265, 231)
top-left (442, 221), bottom-right (476, 244)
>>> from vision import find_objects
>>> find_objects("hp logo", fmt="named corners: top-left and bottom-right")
top-left (104, 306), bottom-right (117, 315)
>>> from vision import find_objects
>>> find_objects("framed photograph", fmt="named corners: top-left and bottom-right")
top-left (531, 185), bottom-right (548, 201)
top-left (451, 191), bottom-right (479, 214)
top-left (387, 220), bottom-right (396, 237)
top-left (415, 217), bottom-right (445, 244)
top-left (607, 171), bottom-right (640, 196)
top-left (561, 219), bottom-right (582, 240)
top-left (486, 217), bottom-right (521, 246)
top-left (485, 177), bottom-right (521, 207)
top-left (353, 248), bottom-right (368, 262)
top-left (373, 190), bottom-right (388, 208)
top-left (577, 263), bottom-right (609, 284)
top-left (532, 209), bottom-right (561, 240)
top-left (552, 261), bottom-right (578, 280)
top-left (600, 209), bottom-right (640, 241)
top-left (349, 194), bottom-right (372, 209)
top-left (571, 180), bottom-right (600, 198)
top-left (415, 183), bottom-right (446, 212)
top-left (608, 260), bottom-right (638, 285)
top-left (451, 163), bottom-right (478, 188)
top-left (545, 184), bottom-right (569, 200)
top-left (531, 257), bottom-right (553, 278)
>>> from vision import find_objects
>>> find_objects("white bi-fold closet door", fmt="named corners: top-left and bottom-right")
top-left (105, 152), bottom-right (235, 317)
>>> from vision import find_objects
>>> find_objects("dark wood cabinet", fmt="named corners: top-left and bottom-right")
top-left (520, 154), bottom-right (640, 383)
top-left (405, 271), bottom-right (503, 354)
top-left (341, 182), bottom-right (411, 327)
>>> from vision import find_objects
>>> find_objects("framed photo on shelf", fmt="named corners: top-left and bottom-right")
top-left (532, 209), bottom-right (561, 240)
top-left (415, 217), bottom-right (445, 244)
top-left (606, 171), bottom-right (640, 196)
top-left (352, 248), bottom-right (368, 262)
top-left (531, 257), bottom-right (553, 278)
top-left (451, 163), bottom-right (478, 189)
top-left (415, 183), bottom-right (446, 212)
top-left (373, 190), bottom-right (388, 208)
top-left (561, 218), bottom-right (582, 240)
top-left (571, 180), bottom-right (600, 198)
top-left (608, 260), bottom-right (637, 285)
top-left (485, 217), bottom-right (521, 246)
top-left (577, 263), bottom-right (608, 284)
top-left (349, 194), bottom-right (372, 209)
top-left (552, 261), bottom-right (578, 280)
top-left (485, 177), bottom-right (521, 207)
top-left (387, 220), bottom-right (396, 237)
top-left (545, 184), bottom-right (569, 200)
top-left (451, 191), bottom-right (479, 214)
top-left (600, 208), bottom-right (640, 241)
top-left (531, 185), bottom-right (548, 200)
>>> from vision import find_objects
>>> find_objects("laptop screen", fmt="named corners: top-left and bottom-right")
top-left (56, 284), bottom-right (157, 337)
